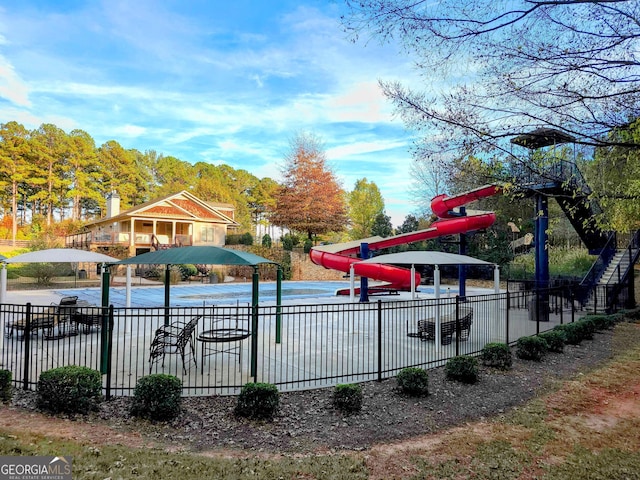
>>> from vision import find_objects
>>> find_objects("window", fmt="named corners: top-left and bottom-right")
top-left (201, 226), bottom-right (215, 243)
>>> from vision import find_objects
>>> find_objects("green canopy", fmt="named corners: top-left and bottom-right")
top-left (107, 246), bottom-right (282, 379)
top-left (114, 245), bottom-right (276, 267)
top-left (110, 246), bottom-right (279, 312)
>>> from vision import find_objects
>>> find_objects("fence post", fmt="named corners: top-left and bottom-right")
top-left (23, 303), bottom-right (31, 390)
top-left (276, 267), bottom-right (282, 344)
top-left (250, 268), bottom-right (259, 381)
top-left (535, 288), bottom-right (540, 335)
top-left (377, 300), bottom-right (382, 382)
top-left (505, 291), bottom-right (510, 344)
top-left (105, 306), bottom-right (114, 400)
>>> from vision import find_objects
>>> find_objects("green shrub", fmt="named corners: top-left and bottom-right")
top-left (583, 314), bottom-right (616, 331)
top-left (539, 330), bottom-right (566, 353)
top-left (303, 239), bottom-right (313, 254)
top-left (333, 384), bottom-right (363, 414)
top-left (579, 317), bottom-right (597, 340)
top-left (618, 307), bottom-right (640, 321)
top-left (0, 370), bottom-right (12, 403)
top-left (235, 383), bottom-right (280, 420)
top-left (227, 232), bottom-right (254, 245)
top-left (241, 232), bottom-right (254, 245)
top-left (554, 323), bottom-right (583, 345)
top-left (130, 374), bottom-right (183, 421)
top-left (261, 234), bottom-right (272, 248)
top-left (178, 264), bottom-right (198, 280)
top-left (281, 233), bottom-right (300, 251)
top-left (445, 356), bottom-right (479, 384)
top-left (22, 262), bottom-right (73, 285)
top-left (37, 366), bottom-right (102, 414)
top-left (516, 336), bottom-right (548, 361)
top-left (480, 343), bottom-right (512, 370)
top-left (396, 367), bottom-right (429, 396)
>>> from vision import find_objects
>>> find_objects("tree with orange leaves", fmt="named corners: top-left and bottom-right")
top-left (270, 133), bottom-right (348, 241)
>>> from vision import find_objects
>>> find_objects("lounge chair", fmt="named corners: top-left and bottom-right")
top-left (149, 315), bottom-right (201, 373)
top-left (5, 296), bottom-right (79, 339)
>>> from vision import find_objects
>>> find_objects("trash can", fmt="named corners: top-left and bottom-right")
top-left (78, 269), bottom-right (87, 280)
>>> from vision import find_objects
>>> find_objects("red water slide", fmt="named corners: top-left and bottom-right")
top-left (309, 185), bottom-right (500, 292)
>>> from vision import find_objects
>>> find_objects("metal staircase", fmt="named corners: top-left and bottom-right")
top-left (514, 159), bottom-right (609, 254)
top-left (510, 158), bottom-right (638, 312)
top-left (581, 230), bottom-right (640, 312)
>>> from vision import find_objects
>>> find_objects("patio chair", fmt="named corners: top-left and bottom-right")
top-left (5, 296), bottom-right (79, 339)
top-left (71, 300), bottom-right (103, 333)
top-left (149, 315), bottom-right (201, 374)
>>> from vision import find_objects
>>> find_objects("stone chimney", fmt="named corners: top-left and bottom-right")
top-left (106, 191), bottom-right (120, 218)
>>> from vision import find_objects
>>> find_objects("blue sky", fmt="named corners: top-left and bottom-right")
top-left (0, 0), bottom-right (423, 227)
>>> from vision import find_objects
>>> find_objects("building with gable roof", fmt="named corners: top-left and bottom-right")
top-left (65, 190), bottom-right (240, 256)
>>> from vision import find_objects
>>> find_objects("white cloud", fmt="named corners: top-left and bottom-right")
top-left (110, 124), bottom-right (147, 138)
top-left (326, 139), bottom-right (408, 160)
top-left (0, 54), bottom-right (30, 106)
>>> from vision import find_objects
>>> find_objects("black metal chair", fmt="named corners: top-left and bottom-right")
top-left (5, 296), bottom-right (78, 339)
top-left (148, 315), bottom-right (201, 373)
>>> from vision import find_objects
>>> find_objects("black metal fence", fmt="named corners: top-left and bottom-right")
top-left (0, 285), bottom-right (626, 397)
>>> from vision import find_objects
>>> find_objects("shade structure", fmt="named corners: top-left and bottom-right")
top-left (4, 248), bottom-right (119, 264)
top-left (112, 246), bottom-right (278, 310)
top-left (357, 250), bottom-right (499, 355)
top-left (356, 251), bottom-right (495, 267)
top-left (0, 254), bottom-right (5, 261)
top-left (112, 245), bottom-right (281, 380)
top-left (354, 250), bottom-right (498, 300)
top-left (114, 245), bottom-right (276, 267)
top-left (0, 248), bottom-right (119, 305)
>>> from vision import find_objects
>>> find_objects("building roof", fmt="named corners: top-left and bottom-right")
top-left (85, 190), bottom-right (240, 227)
top-left (510, 128), bottom-right (576, 149)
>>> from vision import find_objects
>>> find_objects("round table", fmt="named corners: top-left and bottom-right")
top-left (197, 328), bottom-right (251, 366)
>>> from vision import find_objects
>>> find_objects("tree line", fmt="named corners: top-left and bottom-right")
top-left (0, 123), bottom-right (401, 245)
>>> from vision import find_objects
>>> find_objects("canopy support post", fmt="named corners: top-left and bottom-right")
top-left (164, 264), bottom-right (171, 326)
top-left (125, 265), bottom-right (132, 308)
top-left (250, 266), bottom-right (259, 381)
top-left (100, 264), bottom-right (111, 374)
top-left (276, 266), bottom-right (282, 344)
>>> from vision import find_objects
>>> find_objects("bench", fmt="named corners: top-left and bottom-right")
top-left (71, 300), bottom-right (103, 333)
top-left (415, 307), bottom-right (473, 345)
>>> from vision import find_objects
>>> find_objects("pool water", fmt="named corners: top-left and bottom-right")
top-left (57, 281), bottom-right (453, 308)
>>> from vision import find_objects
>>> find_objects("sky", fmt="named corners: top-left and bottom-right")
top-left (0, 0), bottom-right (424, 227)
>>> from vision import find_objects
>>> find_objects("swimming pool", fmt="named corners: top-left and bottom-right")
top-left (57, 281), bottom-right (455, 308)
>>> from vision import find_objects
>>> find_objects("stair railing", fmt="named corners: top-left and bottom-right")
top-left (604, 229), bottom-right (640, 311)
top-left (575, 231), bottom-right (616, 308)
top-left (580, 231), bottom-right (617, 288)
